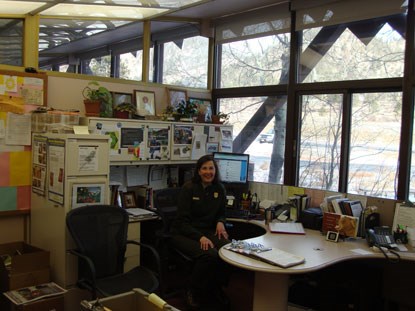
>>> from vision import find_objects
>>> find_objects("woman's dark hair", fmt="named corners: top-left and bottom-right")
top-left (192, 154), bottom-right (221, 184)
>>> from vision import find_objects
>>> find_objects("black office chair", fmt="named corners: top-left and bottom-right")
top-left (66, 204), bottom-right (161, 299)
top-left (152, 188), bottom-right (193, 295)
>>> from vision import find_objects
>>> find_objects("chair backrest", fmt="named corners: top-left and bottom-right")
top-left (66, 205), bottom-right (129, 279)
top-left (153, 188), bottom-right (181, 234)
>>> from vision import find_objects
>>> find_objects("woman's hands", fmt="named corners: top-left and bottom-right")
top-left (216, 222), bottom-right (228, 240)
top-left (199, 222), bottom-right (229, 250)
top-left (199, 236), bottom-right (214, 250)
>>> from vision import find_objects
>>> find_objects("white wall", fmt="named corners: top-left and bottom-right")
top-left (47, 74), bottom-right (211, 115)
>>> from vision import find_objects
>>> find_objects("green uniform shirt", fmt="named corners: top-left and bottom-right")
top-left (173, 180), bottom-right (227, 241)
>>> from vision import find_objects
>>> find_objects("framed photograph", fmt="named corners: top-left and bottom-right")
top-left (134, 90), bottom-right (155, 116)
top-left (189, 97), bottom-right (212, 121)
top-left (121, 191), bottom-right (137, 208)
top-left (112, 92), bottom-right (133, 108)
top-left (167, 88), bottom-right (187, 111)
top-left (72, 183), bottom-right (106, 209)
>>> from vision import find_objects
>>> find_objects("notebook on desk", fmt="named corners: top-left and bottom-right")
top-left (269, 222), bottom-right (305, 235)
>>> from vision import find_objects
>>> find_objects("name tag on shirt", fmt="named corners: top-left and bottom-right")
top-left (192, 197), bottom-right (200, 200)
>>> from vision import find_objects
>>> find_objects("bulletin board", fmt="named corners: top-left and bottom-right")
top-left (0, 69), bottom-right (47, 113)
top-left (0, 69), bottom-right (48, 214)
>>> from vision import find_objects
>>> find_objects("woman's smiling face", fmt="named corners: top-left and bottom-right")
top-left (198, 160), bottom-right (216, 185)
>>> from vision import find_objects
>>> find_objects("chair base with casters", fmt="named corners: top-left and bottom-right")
top-left (66, 205), bottom-right (162, 299)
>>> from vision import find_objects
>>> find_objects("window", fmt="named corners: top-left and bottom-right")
top-left (119, 51), bottom-right (143, 81)
top-left (162, 36), bottom-right (208, 88)
top-left (219, 96), bottom-right (287, 184)
top-left (300, 17), bottom-right (406, 82)
top-left (0, 18), bottom-right (23, 66)
top-left (349, 92), bottom-right (401, 198)
top-left (81, 56), bottom-right (111, 77)
top-left (218, 34), bottom-right (290, 88)
top-left (299, 94), bottom-right (343, 191)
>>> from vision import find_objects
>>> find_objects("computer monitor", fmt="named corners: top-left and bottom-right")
top-left (213, 152), bottom-right (250, 184)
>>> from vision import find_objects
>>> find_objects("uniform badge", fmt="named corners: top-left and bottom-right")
top-left (214, 192), bottom-right (218, 198)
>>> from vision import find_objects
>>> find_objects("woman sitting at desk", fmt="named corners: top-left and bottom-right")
top-left (172, 154), bottom-right (231, 310)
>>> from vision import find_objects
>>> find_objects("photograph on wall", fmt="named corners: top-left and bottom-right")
top-left (48, 138), bottom-right (65, 205)
top-left (147, 127), bottom-right (170, 160)
top-left (220, 128), bottom-right (233, 140)
top-left (167, 88), bottom-right (187, 111)
top-left (220, 140), bottom-right (232, 153)
top-left (189, 98), bottom-right (212, 122)
top-left (173, 125), bottom-right (193, 145)
top-left (72, 183), bottom-right (105, 209)
top-left (112, 92), bottom-right (133, 107)
top-left (134, 90), bottom-right (155, 116)
top-left (121, 127), bottom-right (145, 159)
top-left (206, 142), bottom-right (219, 154)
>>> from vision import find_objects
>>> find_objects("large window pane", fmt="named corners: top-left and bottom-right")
top-left (349, 92), bottom-right (401, 199)
top-left (162, 36), bottom-right (208, 88)
top-left (300, 18), bottom-right (405, 83)
top-left (219, 96), bottom-right (287, 184)
top-left (0, 18), bottom-right (23, 66)
top-left (299, 94), bottom-right (342, 191)
top-left (81, 56), bottom-right (111, 77)
top-left (219, 34), bottom-right (290, 88)
top-left (120, 50), bottom-right (143, 81)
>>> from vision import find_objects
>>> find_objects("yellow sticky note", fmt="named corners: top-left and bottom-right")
top-left (287, 186), bottom-right (304, 198)
top-left (10, 151), bottom-right (31, 186)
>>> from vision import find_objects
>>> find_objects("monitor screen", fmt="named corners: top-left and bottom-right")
top-left (213, 152), bottom-right (249, 184)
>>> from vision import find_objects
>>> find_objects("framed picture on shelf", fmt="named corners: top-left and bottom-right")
top-left (189, 97), bottom-right (212, 122)
top-left (167, 88), bottom-right (187, 111)
top-left (112, 92), bottom-right (133, 107)
top-left (121, 191), bottom-right (137, 209)
top-left (71, 183), bottom-right (106, 209)
top-left (134, 90), bottom-right (155, 116)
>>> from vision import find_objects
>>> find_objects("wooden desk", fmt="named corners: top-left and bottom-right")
top-left (219, 219), bottom-right (415, 311)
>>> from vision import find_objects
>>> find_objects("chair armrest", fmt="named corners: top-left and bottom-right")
top-left (126, 240), bottom-right (162, 277)
top-left (67, 249), bottom-right (97, 285)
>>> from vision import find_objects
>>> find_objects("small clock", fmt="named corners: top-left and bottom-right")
top-left (326, 231), bottom-right (339, 242)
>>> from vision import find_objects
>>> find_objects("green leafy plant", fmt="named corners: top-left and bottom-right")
top-left (113, 102), bottom-right (136, 113)
top-left (176, 99), bottom-right (198, 118)
top-left (82, 81), bottom-right (113, 117)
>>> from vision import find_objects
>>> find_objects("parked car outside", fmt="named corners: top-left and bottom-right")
top-left (259, 129), bottom-right (274, 143)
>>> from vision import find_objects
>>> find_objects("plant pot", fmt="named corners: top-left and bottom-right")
top-left (211, 115), bottom-right (223, 124)
top-left (114, 111), bottom-right (130, 119)
top-left (84, 99), bottom-right (101, 117)
top-left (197, 114), bottom-right (206, 123)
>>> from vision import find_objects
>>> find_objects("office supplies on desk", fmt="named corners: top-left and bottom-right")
top-left (269, 222), bottom-right (305, 235)
top-left (392, 203), bottom-right (415, 231)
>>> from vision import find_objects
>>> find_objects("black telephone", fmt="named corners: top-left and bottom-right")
top-left (366, 226), bottom-right (396, 248)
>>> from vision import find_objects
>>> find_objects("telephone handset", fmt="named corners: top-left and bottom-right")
top-left (366, 226), bottom-right (396, 249)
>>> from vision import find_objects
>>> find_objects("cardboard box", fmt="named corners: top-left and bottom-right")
top-left (0, 242), bottom-right (50, 291)
top-left (12, 295), bottom-right (64, 311)
top-left (81, 288), bottom-right (180, 311)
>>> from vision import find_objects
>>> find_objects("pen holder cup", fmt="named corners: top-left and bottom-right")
top-left (393, 231), bottom-right (408, 244)
top-left (241, 199), bottom-right (251, 211)
top-left (265, 208), bottom-right (274, 225)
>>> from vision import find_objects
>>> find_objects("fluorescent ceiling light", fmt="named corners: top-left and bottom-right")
top-left (41, 4), bottom-right (168, 19)
top-left (0, 1), bottom-right (47, 14)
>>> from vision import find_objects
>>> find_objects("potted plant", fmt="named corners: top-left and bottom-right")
top-left (176, 99), bottom-right (198, 121)
top-left (211, 112), bottom-right (229, 124)
top-left (82, 81), bottom-right (113, 117)
top-left (113, 102), bottom-right (137, 119)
